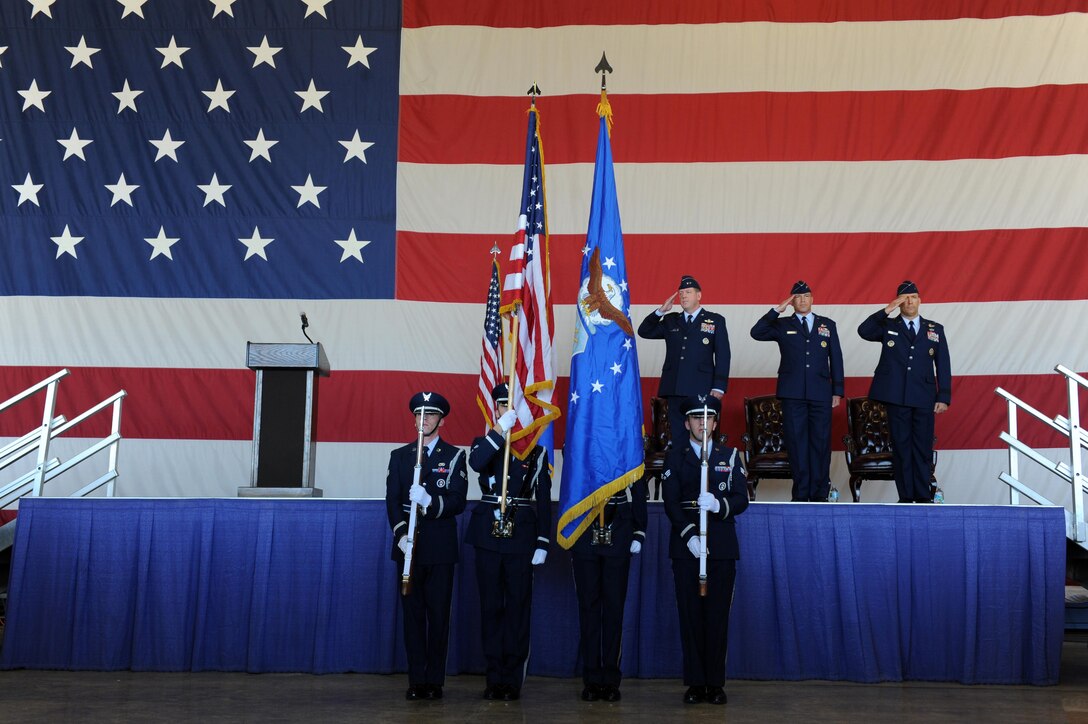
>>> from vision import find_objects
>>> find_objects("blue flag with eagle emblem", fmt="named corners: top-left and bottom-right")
top-left (557, 94), bottom-right (644, 549)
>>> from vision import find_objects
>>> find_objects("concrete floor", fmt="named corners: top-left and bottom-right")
top-left (2, 643), bottom-right (1088, 724)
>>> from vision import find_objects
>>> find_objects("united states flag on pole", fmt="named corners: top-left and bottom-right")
top-left (476, 257), bottom-right (505, 430)
top-left (498, 102), bottom-right (559, 459)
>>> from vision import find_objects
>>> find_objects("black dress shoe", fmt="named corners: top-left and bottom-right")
top-left (706, 686), bottom-right (727, 705)
top-left (424, 685), bottom-right (443, 700)
top-left (483, 685), bottom-right (499, 700)
top-left (501, 686), bottom-right (521, 701)
top-left (405, 686), bottom-right (424, 701)
top-left (683, 686), bottom-right (705, 704)
top-left (600, 685), bottom-right (621, 702)
top-left (580, 684), bottom-right (600, 702)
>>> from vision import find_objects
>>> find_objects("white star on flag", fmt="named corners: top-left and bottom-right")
top-left (117, 0), bottom-right (149, 19)
top-left (203, 79), bottom-right (235, 113)
top-left (65, 36), bottom-right (101, 69)
top-left (57, 129), bottom-right (93, 161)
top-left (144, 227), bottom-right (180, 261)
top-left (247, 36), bottom-right (282, 68)
top-left (18, 80), bottom-right (50, 113)
top-left (603, 256), bottom-right (616, 270)
top-left (27, 0), bottom-right (56, 19)
top-left (12, 172), bottom-right (44, 206)
top-left (339, 130), bottom-right (374, 163)
top-left (570, 391), bottom-right (580, 404)
top-left (581, 245), bottom-right (591, 256)
top-left (105, 173), bottom-right (140, 207)
top-left (156, 36), bottom-right (190, 69)
top-left (300, 0), bottom-right (333, 19)
top-left (209, 0), bottom-right (238, 18)
top-left (591, 380), bottom-right (604, 393)
top-left (333, 229), bottom-right (370, 263)
top-left (623, 338), bottom-right (633, 350)
top-left (198, 173), bottom-right (231, 207)
top-left (610, 362), bottom-right (623, 375)
top-left (112, 79), bottom-right (143, 113)
top-left (239, 227), bottom-right (274, 261)
top-left (243, 129), bottom-right (278, 162)
top-left (342, 36), bottom-right (376, 68)
top-left (292, 174), bottom-right (327, 208)
top-left (149, 129), bottom-right (185, 162)
top-left (295, 79), bottom-right (329, 113)
top-left (51, 225), bottom-right (84, 259)
top-left (619, 279), bottom-right (628, 292)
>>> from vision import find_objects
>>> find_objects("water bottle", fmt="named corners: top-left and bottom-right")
top-left (933, 487), bottom-right (945, 504)
top-left (828, 487), bottom-right (839, 503)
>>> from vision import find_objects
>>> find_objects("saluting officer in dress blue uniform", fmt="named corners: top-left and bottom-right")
top-left (467, 383), bottom-right (552, 702)
top-left (569, 477), bottom-right (648, 702)
top-left (385, 391), bottom-right (468, 701)
top-left (858, 281), bottom-right (952, 502)
top-left (638, 275), bottom-right (731, 446)
top-left (750, 280), bottom-right (845, 501)
top-left (662, 395), bottom-right (750, 706)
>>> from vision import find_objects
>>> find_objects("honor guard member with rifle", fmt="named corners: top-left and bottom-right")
top-left (467, 383), bottom-right (552, 701)
top-left (750, 280), bottom-right (845, 501)
top-left (662, 395), bottom-right (750, 706)
top-left (858, 280), bottom-right (951, 502)
top-left (638, 275), bottom-right (731, 447)
top-left (570, 474), bottom-right (648, 702)
top-left (385, 391), bottom-right (468, 701)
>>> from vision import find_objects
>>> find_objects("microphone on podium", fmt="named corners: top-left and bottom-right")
top-left (300, 312), bottom-right (314, 344)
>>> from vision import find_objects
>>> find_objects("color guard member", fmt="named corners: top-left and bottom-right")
top-left (385, 391), bottom-right (468, 700)
top-left (467, 383), bottom-right (552, 701)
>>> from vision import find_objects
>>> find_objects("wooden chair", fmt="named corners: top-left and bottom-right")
top-left (643, 397), bottom-right (727, 500)
top-left (842, 396), bottom-right (937, 502)
top-left (739, 395), bottom-right (792, 501)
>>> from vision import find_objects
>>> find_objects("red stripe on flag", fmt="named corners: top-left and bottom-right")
top-left (404, 0), bottom-right (1088, 27)
top-left (1, 368), bottom-right (1081, 452)
top-left (397, 229), bottom-right (1088, 305)
top-left (401, 87), bottom-right (1088, 165)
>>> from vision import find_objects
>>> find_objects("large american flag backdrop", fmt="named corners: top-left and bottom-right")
top-left (1, 0), bottom-right (1085, 504)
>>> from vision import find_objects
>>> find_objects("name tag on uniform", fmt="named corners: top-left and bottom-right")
top-left (786, 330), bottom-right (797, 335)
top-left (887, 330), bottom-right (899, 336)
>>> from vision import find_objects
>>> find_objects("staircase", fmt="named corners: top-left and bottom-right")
top-left (996, 364), bottom-right (1088, 554)
top-left (0, 369), bottom-right (127, 552)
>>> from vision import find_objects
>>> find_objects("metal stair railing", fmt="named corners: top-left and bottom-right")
top-left (0, 369), bottom-right (127, 551)
top-left (996, 364), bottom-right (1088, 546)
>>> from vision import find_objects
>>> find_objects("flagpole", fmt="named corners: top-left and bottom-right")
top-left (499, 310), bottom-right (521, 521)
top-left (594, 53), bottom-right (613, 536)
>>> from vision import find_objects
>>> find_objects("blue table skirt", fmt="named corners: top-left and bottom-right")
top-left (0, 498), bottom-right (1064, 684)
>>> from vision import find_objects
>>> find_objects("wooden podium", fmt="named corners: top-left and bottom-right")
top-left (238, 342), bottom-right (330, 498)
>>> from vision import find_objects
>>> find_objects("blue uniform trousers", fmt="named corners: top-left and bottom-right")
top-left (884, 403), bottom-right (935, 502)
top-left (780, 398), bottom-right (833, 501)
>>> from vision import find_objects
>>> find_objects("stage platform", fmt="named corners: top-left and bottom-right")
top-left (0, 498), bottom-right (1065, 684)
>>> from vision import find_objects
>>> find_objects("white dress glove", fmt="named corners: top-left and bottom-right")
top-left (497, 410), bottom-right (518, 432)
top-left (409, 483), bottom-right (432, 508)
top-left (686, 536), bottom-right (703, 559)
top-left (698, 491), bottom-right (721, 513)
top-left (629, 540), bottom-right (642, 555)
top-left (532, 549), bottom-right (547, 566)
top-left (397, 536), bottom-right (408, 554)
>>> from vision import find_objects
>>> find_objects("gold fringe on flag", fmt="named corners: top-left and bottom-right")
top-left (596, 89), bottom-right (613, 136)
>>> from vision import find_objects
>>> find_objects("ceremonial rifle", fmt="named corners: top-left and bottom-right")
top-left (698, 404), bottom-right (709, 597)
top-left (400, 409), bottom-right (426, 595)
